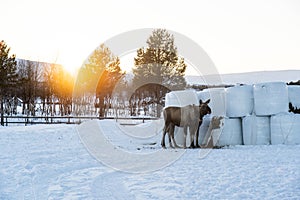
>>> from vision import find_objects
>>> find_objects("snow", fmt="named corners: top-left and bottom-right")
top-left (1, 120), bottom-right (300, 199)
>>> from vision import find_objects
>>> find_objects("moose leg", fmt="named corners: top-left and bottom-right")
top-left (183, 126), bottom-right (188, 149)
top-left (195, 122), bottom-right (202, 148)
top-left (168, 124), bottom-right (177, 148)
top-left (161, 126), bottom-right (167, 148)
top-left (189, 125), bottom-right (196, 148)
top-left (170, 125), bottom-right (180, 148)
top-left (169, 124), bottom-right (176, 148)
top-left (168, 132), bottom-right (174, 148)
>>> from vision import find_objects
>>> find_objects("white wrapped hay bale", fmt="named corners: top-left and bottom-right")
top-left (197, 88), bottom-right (226, 116)
top-left (174, 126), bottom-right (184, 147)
top-left (271, 113), bottom-right (300, 145)
top-left (253, 82), bottom-right (289, 116)
top-left (173, 126), bottom-right (191, 147)
top-left (288, 85), bottom-right (300, 108)
top-left (210, 117), bottom-right (243, 147)
top-left (242, 115), bottom-right (270, 145)
top-left (165, 90), bottom-right (199, 108)
top-left (225, 85), bottom-right (254, 117)
top-left (198, 115), bottom-right (212, 146)
top-left (197, 90), bottom-right (210, 104)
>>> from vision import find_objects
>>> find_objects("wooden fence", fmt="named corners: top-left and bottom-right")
top-left (2, 116), bottom-right (158, 126)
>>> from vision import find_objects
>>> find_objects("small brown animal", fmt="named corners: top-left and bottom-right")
top-left (161, 99), bottom-right (211, 148)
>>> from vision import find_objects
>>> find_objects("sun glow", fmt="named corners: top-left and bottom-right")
top-left (63, 64), bottom-right (79, 77)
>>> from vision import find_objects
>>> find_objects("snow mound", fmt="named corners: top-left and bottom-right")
top-left (242, 115), bottom-right (270, 145)
top-left (253, 82), bottom-right (289, 116)
top-left (225, 85), bottom-right (254, 117)
top-left (271, 113), bottom-right (300, 145)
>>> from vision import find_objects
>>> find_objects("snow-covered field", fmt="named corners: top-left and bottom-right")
top-left (0, 120), bottom-right (300, 199)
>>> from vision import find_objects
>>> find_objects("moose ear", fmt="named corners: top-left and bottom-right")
top-left (199, 99), bottom-right (203, 104)
top-left (204, 99), bottom-right (210, 104)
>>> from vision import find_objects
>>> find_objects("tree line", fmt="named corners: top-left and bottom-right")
top-left (73, 29), bottom-right (188, 118)
top-left (1, 29), bottom-right (189, 125)
top-left (0, 42), bottom-right (74, 125)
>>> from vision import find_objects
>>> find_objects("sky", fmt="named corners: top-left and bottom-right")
top-left (1, 0), bottom-right (300, 76)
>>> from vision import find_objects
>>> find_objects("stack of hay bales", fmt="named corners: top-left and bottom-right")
top-left (163, 82), bottom-right (300, 147)
top-left (269, 84), bottom-right (300, 145)
top-left (252, 82), bottom-right (295, 145)
top-left (198, 87), bottom-right (244, 147)
top-left (196, 82), bottom-right (300, 147)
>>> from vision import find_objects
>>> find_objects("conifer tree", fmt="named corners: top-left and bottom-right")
top-left (78, 44), bottom-right (123, 117)
top-left (133, 29), bottom-right (187, 90)
top-left (132, 29), bottom-right (187, 116)
top-left (0, 40), bottom-right (18, 125)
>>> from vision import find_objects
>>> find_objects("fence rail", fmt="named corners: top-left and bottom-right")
top-left (2, 116), bottom-right (159, 126)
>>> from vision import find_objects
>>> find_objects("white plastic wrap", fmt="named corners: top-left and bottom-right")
top-left (174, 127), bottom-right (184, 146)
top-left (210, 117), bottom-right (243, 147)
top-left (197, 90), bottom-right (210, 104)
top-left (271, 113), bottom-right (300, 145)
top-left (173, 127), bottom-right (191, 147)
top-left (242, 115), bottom-right (270, 145)
top-left (165, 90), bottom-right (199, 108)
top-left (198, 115), bottom-right (212, 146)
top-left (253, 82), bottom-right (289, 116)
top-left (288, 85), bottom-right (300, 109)
top-left (197, 88), bottom-right (226, 116)
top-left (225, 85), bottom-right (254, 117)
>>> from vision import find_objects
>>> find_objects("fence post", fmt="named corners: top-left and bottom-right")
top-left (25, 115), bottom-right (28, 126)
